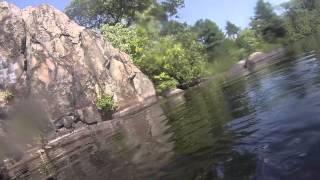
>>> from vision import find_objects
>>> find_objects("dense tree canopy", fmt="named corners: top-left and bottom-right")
top-left (160, 20), bottom-right (188, 36)
top-left (281, 0), bottom-right (320, 41)
top-left (237, 29), bottom-right (263, 55)
top-left (251, 0), bottom-right (286, 42)
top-left (192, 19), bottom-right (225, 60)
top-left (193, 19), bottom-right (224, 48)
top-left (65, 0), bottom-right (184, 27)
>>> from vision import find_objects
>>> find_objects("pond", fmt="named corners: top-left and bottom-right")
top-left (26, 40), bottom-right (320, 180)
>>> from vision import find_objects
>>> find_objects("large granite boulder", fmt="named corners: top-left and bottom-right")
top-left (0, 2), bottom-right (156, 130)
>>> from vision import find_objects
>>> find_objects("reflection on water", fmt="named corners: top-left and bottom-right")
top-left (55, 103), bottom-right (174, 180)
top-left (12, 36), bottom-right (320, 180)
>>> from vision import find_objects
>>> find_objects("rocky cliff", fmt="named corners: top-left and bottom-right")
top-left (0, 2), bottom-right (156, 132)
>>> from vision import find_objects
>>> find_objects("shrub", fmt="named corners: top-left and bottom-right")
top-left (101, 23), bottom-right (206, 93)
top-left (153, 72), bottom-right (178, 93)
top-left (96, 94), bottom-right (117, 111)
top-left (101, 23), bottom-right (147, 62)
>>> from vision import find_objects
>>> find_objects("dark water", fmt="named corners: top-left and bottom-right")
top-left (48, 49), bottom-right (320, 180)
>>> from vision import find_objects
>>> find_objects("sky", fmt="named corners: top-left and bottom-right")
top-left (8, 0), bottom-right (289, 30)
top-left (178, 0), bottom-right (289, 29)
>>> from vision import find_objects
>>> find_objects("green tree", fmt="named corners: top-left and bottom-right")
top-left (65, 0), bottom-right (184, 27)
top-left (226, 21), bottom-right (240, 39)
top-left (101, 24), bottom-right (147, 61)
top-left (161, 0), bottom-right (185, 16)
top-left (101, 23), bottom-right (205, 92)
top-left (192, 19), bottom-right (225, 60)
top-left (142, 36), bottom-right (205, 86)
top-left (236, 29), bottom-right (263, 55)
top-left (160, 20), bottom-right (188, 36)
top-left (65, 0), bottom-right (152, 27)
top-left (281, 0), bottom-right (320, 42)
top-left (251, 0), bottom-right (286, 42)
top-left (193, 19), bottom-right (224, 48)
top-left (153, 72), bottom-right (178, 93)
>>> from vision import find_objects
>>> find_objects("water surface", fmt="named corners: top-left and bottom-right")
top-left (51, 49), bottom-right (320, 180)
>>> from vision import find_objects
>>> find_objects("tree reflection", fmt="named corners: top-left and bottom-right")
top-left (161, 80), bottom-right (257, 180)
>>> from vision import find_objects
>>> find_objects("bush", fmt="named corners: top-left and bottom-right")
top-left (153, 72), bottom-right (178, 93)
top-left (101, 23), bottom-right (147, 62)
top-left (142, 36), bottom-right (205, 86)
top-left (101, 23), bottom-right (206, 93)
top-left (96, 94), bottom-right (117, 111)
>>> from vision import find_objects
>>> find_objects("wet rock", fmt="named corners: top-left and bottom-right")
top-left (76, 107), bottom-right (101, 125)
top-left (54, 120), bottom-right (64, 130)
top-left (62, 116), bottom-right (75, 129)
top-left (162, 88), bottom-right (184, 98)
top-left (249, 52), bottom-right (266, 62)
top-left (0, 2), bottom-right (156, 132)
top-left (54, 113), bottom-right (80, 129)
top-left (245, 52), bottom-right (266, 69)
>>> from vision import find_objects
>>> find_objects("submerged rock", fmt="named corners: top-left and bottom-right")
top-left (0, 2), bottom-right (156, 130)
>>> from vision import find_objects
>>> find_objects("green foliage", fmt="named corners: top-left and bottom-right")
top-left (192, 19), bottom-right (225, 59)
top-left (153, 72), bottom-right (178, 93)
top-left (237, 29), bottom-right (264, 54)
top-left (161, 0), bottom-right (185, 16)
top-left (226, 21), bottom-right (240, 39)
top-left (65, 0), bottom-right (184, 27)
top-left (96, 94), bottom-right (117, 111)
top-left (160, 20), bottom-right (188, 36)
top-left (101, 24), bottom-right (146, 61)
top-left (281, 0), bottom-right (320, 42)
top-left (204, 39), bottom-right (246, 76)
top-left (251, 0), bottom-right (286, 42)
top-left (101, 22), bottom-right (206, 93)
top-left (142, 36), bottom-right (205, 85)
top-left (68, 0), bottom-right (320, 95)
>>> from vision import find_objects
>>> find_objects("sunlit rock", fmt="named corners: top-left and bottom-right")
top-left (0, 2), bottom-right (156, 132)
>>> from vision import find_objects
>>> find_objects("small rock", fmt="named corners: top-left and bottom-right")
top-left (162, 88), bottom-right (184, 98)
top-left (76, 107), bottom-right (101, 124)
top-left (54, 120), bottom-right (64, 129)
top-left (62, 116), bottom-right (74, 129)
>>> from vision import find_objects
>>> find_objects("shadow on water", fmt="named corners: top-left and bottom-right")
top-left (7, 34), bottom-right (320, 180)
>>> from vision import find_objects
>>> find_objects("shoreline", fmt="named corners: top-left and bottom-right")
top-left (227, 48), bottom-right (286, 78)
top-left (0, 48), bottom-right (289, 179)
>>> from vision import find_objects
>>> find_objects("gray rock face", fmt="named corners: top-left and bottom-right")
top-left (0, 2), bottom-right (156, 130)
